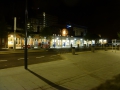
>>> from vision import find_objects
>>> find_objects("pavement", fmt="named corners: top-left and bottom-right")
top-left (0, 49), bottom-right (120, 90)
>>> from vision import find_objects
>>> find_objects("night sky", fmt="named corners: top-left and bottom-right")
top-left (1, 0), bottom-right (120, 39)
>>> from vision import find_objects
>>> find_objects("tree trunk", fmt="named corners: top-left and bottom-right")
top-left (21, 38), bottom-right (23, 49)
top-left (0, 38), bottom-right (2, 49)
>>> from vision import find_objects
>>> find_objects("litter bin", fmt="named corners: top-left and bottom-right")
top-left (72, 47), bottom-right (75, 55)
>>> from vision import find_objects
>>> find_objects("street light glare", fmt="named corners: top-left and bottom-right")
top-left (63, 30), bottom-right (66, 34)
top-left (62, 29), bottom-right (68, 36)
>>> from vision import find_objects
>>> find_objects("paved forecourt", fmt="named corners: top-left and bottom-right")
top-left (0, 50), bottom-right (120, 90)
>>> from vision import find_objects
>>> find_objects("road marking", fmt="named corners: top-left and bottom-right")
top-left (50, 55), bottom-right (56, 57)
top-left (0, 60), bottom-right (8, 62)
top-left (18, 58), bottom-right (24, 60)
top-left (18, 58), bottom-right (29, 60)
top-left (36, 56), bottom-right (45, 58)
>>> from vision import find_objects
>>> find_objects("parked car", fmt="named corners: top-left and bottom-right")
top-left (22, 45), bottom-right (34, 49)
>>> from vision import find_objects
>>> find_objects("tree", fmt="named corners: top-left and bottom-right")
top-left (83, 32), bottom-right (100, 44)
top-left (84, 33), bottom-right (99, 40)
top-left (0, 14), bottom-right (8, 48)
top-left (39, 26), bottom-right (61, 48)
top-left (17, 28), bottom-right (36, 47)
top-left (40, 26), bottom-right (60, 39)
top-left (117, 32), bottom-right (120, 39)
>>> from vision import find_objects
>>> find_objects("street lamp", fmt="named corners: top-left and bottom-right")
top-left (14, 17), bottom-right (16, 50)
top-left (24, 0), bottom-right (28, 69)
top-left (53, 34), bottom-right (56, 48)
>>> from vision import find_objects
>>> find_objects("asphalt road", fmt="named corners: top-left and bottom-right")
top-left (0, 47), bottom-right (117, 69)
top-left (0, 51), bottom-right (63, 69)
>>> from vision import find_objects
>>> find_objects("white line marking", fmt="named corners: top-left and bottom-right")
top-left (0, 60), bottom-right (8, 62)
top-left (36, 57), bottom-right (41, 58)
top-left (36, 56), bottom-right (45, 58)
top-left (18, 58), bottom-right (24, 60)
top-left (18, 58), bottom-right (29, 60)
top-left (41, 56), bottom-right (45, 57)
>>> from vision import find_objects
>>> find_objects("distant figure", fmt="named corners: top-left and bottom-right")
top-left (41, 42), bottom-right (44, 48)
top-left (63, 42), bottom-right (65, 46)
top-left (71, 44), bottom-right (72, 47)
top-left (38, 43), bottom-right (41, 48)
top-left (48, 41), bottom-right (50, 48)
top-left (53, 43), bottom-right (55, 48)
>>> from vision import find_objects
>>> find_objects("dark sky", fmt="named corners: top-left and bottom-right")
top-left (1, 0), bottom-right (120, 39)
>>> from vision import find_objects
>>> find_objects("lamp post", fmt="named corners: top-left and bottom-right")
top-left (53, 34), bottom-right (56, 48)
top-left (115, 39), bottom-right (116, 53)
top-left (24, 0), bottom-right (28, 69)
top-left (59, 35), bottom-right (62, 48)
top-left (14, 17), bottom-right (16, 50)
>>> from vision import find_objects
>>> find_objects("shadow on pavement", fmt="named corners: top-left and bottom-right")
top-left (91, 74), bottom-right (120, 90)
top-left (27, 69), bottom-right (69, 90)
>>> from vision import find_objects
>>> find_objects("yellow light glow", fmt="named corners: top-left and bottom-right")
top-left (11, 35), bottom-right (13, 37)
top-left (8, 41), bottom-right (13, 45)
top-left (27, 23), bottom-right (30, 25)
top-left (62, 29), bottom-right (68, 36)
top-left (63, 30), bottom-right (66, 34)
top-left (104, 40), bottom-right (107, 43)
top-left (43, 12), bottom-right (45, 16)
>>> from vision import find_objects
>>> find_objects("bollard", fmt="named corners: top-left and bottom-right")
top-left (105, 46), bottom-right (107, 51)
top-left (84, 44), bottom-right (86, 49)
top-left (117, 45), bottom-right (120, 50)
top-left (89, 44), bottom-right (91, 50)
top-left (102, 44), bottom-right (104, 49)
top-left (72, 47), bottom-right (75, 55)
top-left (89, 44), bottom-right (91, 48)
top-left (71, 44), bottom-right (72, 48)
top-left (91, 46), bottom-right (95, 52)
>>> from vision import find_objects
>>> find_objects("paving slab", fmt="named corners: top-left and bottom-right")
top-left (0, 50), bottom-right (120, 90)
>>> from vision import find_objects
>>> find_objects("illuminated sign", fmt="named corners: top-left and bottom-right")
top-left (67, 25), bottom-right (72, 28)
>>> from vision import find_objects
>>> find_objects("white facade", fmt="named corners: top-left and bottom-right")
top-left (8, 33), bottom-right (107, 49)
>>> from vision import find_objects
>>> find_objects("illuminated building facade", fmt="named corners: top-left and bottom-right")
top-left (5, 13), bottom-right (108, 49)
top-left (7, 28), bottom-right (107, 49)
